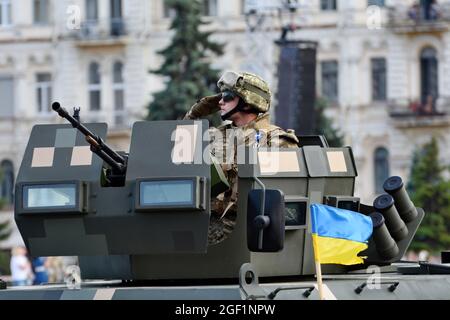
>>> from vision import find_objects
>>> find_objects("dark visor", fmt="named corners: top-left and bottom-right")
top-left (222, 90), bottom-right (237, 102)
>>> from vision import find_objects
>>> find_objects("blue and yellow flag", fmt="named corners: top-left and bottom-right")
top-left (310, 204), bottom-right (373, 265)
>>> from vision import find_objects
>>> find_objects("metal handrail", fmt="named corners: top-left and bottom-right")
top-left (387, 3), bottom-right (450, 27)
top-left (72, 18), bottom-right (128, 40)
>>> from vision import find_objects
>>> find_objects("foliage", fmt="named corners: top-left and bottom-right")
top-left (0, 209), bottom-right (11, 276)
top-left (407, 137), bottom-right (450, 253)
top-left (0, 168), bottom-right (12, 275)
top-left (314, 97), bottom-right (344, 147)
top-left (0, 250), bottom-right (10, 275)
top-left (147, 0), bottom-right (224, 121)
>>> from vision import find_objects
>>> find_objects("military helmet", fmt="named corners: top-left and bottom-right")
top-left (217, 71), bottom-right (271, 113)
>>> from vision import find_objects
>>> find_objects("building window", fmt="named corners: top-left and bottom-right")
top-left (0, 160), bottom-right (14, 205)
top-left (367, 0), bottom-right (384, 6)
top-left (321, 60), bottom-right (339, 103)
top-left (371, 58), bottom-right (387, 101)
top-left (421, 0), bottom-right (439, 21)
top-left (113, 61), bottom-right (125, 126)
top-left (36, 73), bottom-right (52, 114)
top-left (110, 0), bottom-right (125, 36)
top-left (203, 0), bottom-right (217, 16)
top-left (88, 62), bottom-right (101, 111)
top-left (0, 0), bottom-right (12, 26)
top-left (0, 76), bottom-right (14, 118)
top-left (34, 0), bottom-right (49, 24)
top-left (321, 0), bottom-right (337, 11)
top-left (420, 47), bottom-right (438, 109)
top-left (111, 0), bottom-right (122, 19)
top-left (374, 147), bottom-right (389, 194)
top-left (86, 0), bottom-right (98, 22)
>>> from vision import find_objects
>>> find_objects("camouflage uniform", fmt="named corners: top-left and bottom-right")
top-left (184, 71), bottom-right (299, 245)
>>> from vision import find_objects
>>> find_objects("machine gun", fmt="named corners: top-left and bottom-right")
top-left (52, 102), bottom-right (127, 186)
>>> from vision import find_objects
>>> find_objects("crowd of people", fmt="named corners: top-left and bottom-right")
top-left (9, 246), bottom-right (67, 286)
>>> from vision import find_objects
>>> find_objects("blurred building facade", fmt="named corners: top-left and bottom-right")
top-left (1, 0), bottom-right (450, 248)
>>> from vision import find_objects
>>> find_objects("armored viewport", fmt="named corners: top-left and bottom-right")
top-left (14, 114), bottom-right (424, 281)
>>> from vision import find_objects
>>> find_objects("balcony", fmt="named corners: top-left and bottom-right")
top-left (388, 98), bottom-right (450, 128)
top-left (71, 18), bottom-right (128, 47)
top-left (387, 3), bottom-right (450, 34)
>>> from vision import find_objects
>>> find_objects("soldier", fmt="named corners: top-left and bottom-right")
top-left (184, 71), bottom-right (299, 245)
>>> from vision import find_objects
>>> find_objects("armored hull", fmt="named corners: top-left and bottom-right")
top-left (1, 262), bottom-right (450, 300)
top-left (4, 109), bottom-right (450, 300)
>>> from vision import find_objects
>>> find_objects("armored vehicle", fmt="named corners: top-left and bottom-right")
top-left (1, 102), bottom-right (450, 300)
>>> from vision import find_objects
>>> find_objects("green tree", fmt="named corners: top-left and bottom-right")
top-left (147, 0), bottom-right (224, 121)
top-left (0, 169), bottom-right (3, 208)
top-left (0, 221), bottom-right (9, 243)
top-left (0, 167), bottom-right (10, 210)
top-left (407, 137), bottom-right (450, 253)
top-left (314, 97), bottom-right (344, 147)
top-left (0, 170), bottom-right (11, 275)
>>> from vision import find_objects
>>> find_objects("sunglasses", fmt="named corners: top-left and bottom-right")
top-left (222, 90), bottom-right (237, 102)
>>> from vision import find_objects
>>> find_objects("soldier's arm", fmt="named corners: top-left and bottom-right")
top-left (183, 94), bottom-right (222, 120)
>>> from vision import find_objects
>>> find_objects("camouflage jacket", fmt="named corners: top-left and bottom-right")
top-left (205, 113), bottom-right (299, 217)
top-left (184, 107), bottom-right (299, 244)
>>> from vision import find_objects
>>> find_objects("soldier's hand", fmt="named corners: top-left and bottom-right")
top-left (184, 94), bottom-right (222, 120)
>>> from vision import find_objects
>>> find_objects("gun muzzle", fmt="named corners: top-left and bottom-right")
top-left (370, 212), bottom-right (399, 260)
top-left (373, 194), bottom-right (408, 241)
top-left (383, 176), bottom-right (418, 223)
top-left (51, 101), bottom-right (61, 111)
top-left (52, 101), bottom-right (79, 127)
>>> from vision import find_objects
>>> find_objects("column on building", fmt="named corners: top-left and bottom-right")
top-left (98, 0), bottom-right (110, 31)
top-left (387, 35), bottom-right (409, 106)
top-left (440, 32), bottom-right (450, 107)
top-left (54, 41), bottom-right (81, 110)
top-left (126, 0), bottom-right (149, 35)
top-left (125, 43), bottom-right (146, 123)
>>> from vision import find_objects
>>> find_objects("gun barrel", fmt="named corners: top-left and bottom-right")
top-left (91, 143), bottom-right (126, 173)
top-left (52, 102), bottom-right (126, 165)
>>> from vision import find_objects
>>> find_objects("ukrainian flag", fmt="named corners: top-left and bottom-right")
top-left (310, 204), bottom-right (373, 265)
